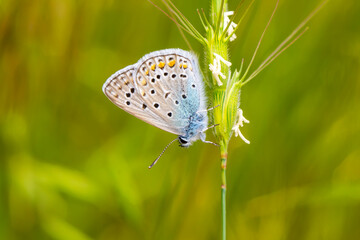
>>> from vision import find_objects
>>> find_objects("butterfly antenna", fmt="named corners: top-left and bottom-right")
top-left (149, 138), bottom-right (178, 169)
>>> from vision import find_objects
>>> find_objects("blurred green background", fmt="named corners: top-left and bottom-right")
top-left (1, 0), bottom-right (359, 239)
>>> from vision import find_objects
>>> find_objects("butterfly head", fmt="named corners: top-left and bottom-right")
top-left (178, 132), bottom-right (206, 148)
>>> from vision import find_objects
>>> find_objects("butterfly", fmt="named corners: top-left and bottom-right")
top-left (102, 49), bottom-right (217, 167)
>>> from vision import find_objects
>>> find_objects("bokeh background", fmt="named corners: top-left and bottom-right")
top-left (1, 0), bottom-right (359, 239)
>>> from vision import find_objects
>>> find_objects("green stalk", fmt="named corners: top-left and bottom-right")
top-left (220, 144), bottom-right (228, 240)
top-left (207, 1), bottom-right (234, 240)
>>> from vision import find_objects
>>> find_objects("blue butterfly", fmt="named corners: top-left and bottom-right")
top-left (103, 49), bottom-right (217, 167)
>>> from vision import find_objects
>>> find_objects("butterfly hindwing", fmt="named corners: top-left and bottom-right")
top-left (134, 49), bottom-right (206, 135)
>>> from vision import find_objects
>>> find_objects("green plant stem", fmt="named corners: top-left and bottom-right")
top-left (209, 1), bottom-right (231, 240)
top-left (220, 143), bottom-right (228, 240)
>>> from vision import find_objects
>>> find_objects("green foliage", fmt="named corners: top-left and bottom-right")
top-left (1, 0), bottom-right (360, 239)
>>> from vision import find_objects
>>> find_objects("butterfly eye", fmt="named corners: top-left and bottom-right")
top-left (164, 72), bottom-right (168, 76)
top-left (171, 74), bottom-right (177, 79)
top-left (126, 101), bottom-right (131, 105)
top-left (150, 89), bottom-right (156, 95)
top-left (142, 103), bottom-right (147, 109)
top-left (126, 93), bottom-right (131, 98)
top-left (182, 94), bottom-right (187, 99)
top-left (151, 78), bottom-right (156, 83)
top-left (156, 74), bottom-right (161, 79)
top-left (167, 112), bottom-right (172, 117)
top-left (130, 88), bottom-right (135, 93)
top-left (179, 137), bottom-right (188, 145)
top-left (154, 103), bottom-right (160, 108)
top-left (191, 84), bottom-right (196, 88)
top-left (175, 100), bottom-right (179, 105)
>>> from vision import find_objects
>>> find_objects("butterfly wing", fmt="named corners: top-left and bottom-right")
top-left (103, 49), bottom-right (207, 136)
top-left (134, 49), bottom-right (208, 135)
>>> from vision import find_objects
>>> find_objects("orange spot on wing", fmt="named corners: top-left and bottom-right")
top-left (168, 60), bottom-right (175, 67)
top-left (158, 62), bottom-right (165, 69)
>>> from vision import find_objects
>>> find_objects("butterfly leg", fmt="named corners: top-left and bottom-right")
top-left (197, 105), bottom-right (220, 113)
top-left (202, 123), bottom-right (219, 132)
top-left (200, 130), bottom-right (219, 147)
top-left (202, 139), bottom-right (220, 147)
top-left (206, 104), bottom-right (220, 111)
